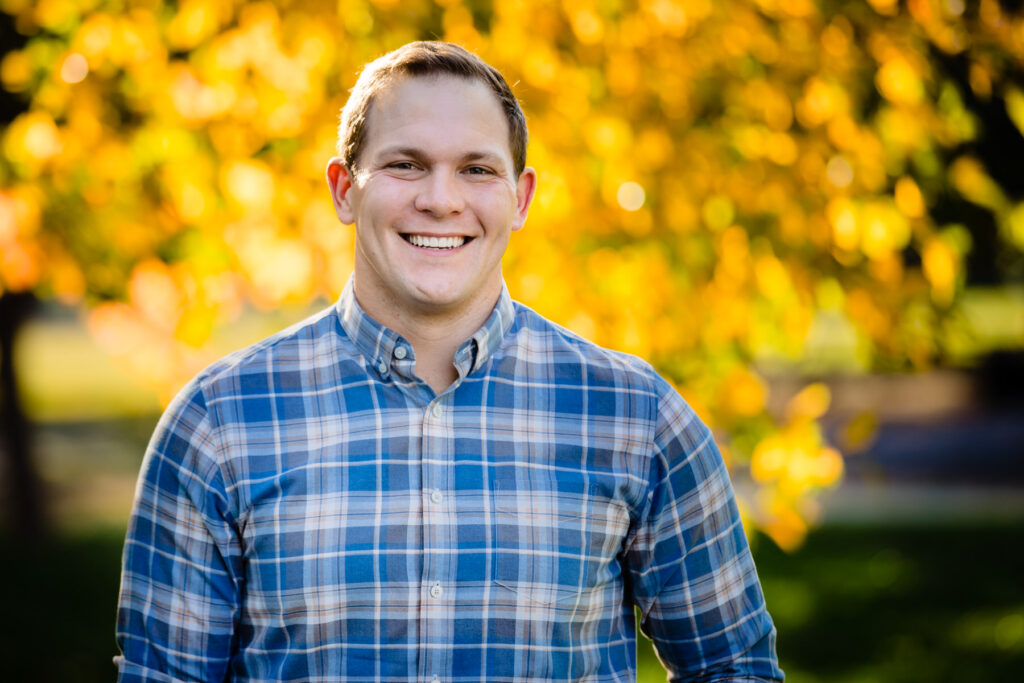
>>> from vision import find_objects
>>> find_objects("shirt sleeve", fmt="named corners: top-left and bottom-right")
top-left (625, 378), bottom-right (784, 682)
top-left (115, 379), bottom-right (244, 682)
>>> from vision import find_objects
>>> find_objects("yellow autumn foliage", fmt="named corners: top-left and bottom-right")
top-left (2, 0), bottom-right (1023, 548)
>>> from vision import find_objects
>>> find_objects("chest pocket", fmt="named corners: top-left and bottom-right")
top-left (490, 478), bottom-right (630, 608)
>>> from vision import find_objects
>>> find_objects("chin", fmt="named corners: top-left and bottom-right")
top-left (409, 290), bottom-right (465, 311)
top-left (408, 278), bottom-right (467, 301)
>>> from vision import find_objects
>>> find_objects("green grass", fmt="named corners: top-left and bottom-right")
top-left (1, 529), bottom-right (126, 683)
top-left (750, 523), bottom-right (1024, 683)
top-left (4, 522), bottom-right (1022, 682)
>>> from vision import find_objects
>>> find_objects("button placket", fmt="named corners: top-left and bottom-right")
top-left (421, 395), bottom-right (452, 681)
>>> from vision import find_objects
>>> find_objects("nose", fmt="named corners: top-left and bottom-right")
top-left (414, 171), bottom-right (465, 217)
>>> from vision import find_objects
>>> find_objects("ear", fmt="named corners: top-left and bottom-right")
top-left (326, 157), bottom-right (356, 224)
top-left (511, 166), bottom-right (537, 232)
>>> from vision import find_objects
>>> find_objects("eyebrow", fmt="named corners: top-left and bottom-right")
top-left (460, 151), bottom-right (505, 165)
top-left (376, 146), bottom-right (427, 162)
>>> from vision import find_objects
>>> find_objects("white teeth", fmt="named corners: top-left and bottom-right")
top-left (406, 234), bottom-right (466, 249)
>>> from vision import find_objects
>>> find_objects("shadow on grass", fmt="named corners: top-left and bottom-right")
top-left (3, 522), bottom-right (1023, 682)
top-left (638, 521), bottom-right (1024, 683)
top-left (1, 528), bottom-right (125, 683)
top-left (755, 522), bottom-right (1024, 682)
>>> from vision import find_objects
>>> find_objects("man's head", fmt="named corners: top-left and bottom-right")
top-left (337, 41), bottom-right (528, 177)
top-left (326, 42), bottom-right (537, 331)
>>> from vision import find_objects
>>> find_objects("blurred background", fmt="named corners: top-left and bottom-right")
top-left (1, 0), bottom-right (1023, 681)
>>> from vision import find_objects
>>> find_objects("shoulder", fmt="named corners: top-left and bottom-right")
top-left (505, 304), bottom-right (704, 440)
top-left (184, 303), bottom-right (350, 406)
top-left (504, 301), bottom-right (672, 399)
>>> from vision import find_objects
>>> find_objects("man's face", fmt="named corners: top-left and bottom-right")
top-left (327, 75), bottom-right (536, 324)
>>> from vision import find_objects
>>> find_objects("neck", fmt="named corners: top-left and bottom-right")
top-left (353, 279), bottom-right (501, 395)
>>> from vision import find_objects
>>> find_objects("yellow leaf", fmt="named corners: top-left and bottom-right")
top-left (922, 237), bottom-right (958, 305)
top-left (3, 111), bottom-right (63, 170)
top-left (876, 56), bottom-right (925, 105)
top-left (568, 5), bottom-right (604, 44)
top-left (0, 50), bottom-right (32, 92)
top-left (842, 411), bottom-right (878, 452)
top-left (894, 177), bottom-right (925, 218)
top-left (167, 0), bottom-right (221, 51)
top-left (950, 156), bottom-right (1007, 212)
top-left (721, 368), bottom-right (767, 418)
top-left (583, 116), bottom-right (633, 158)
top-left (221, 158), bottom-right (276, 213)
top-left (1003, 87), bottom-right (1024, 142)
top-left (786, 382), bottom-right (831, 420)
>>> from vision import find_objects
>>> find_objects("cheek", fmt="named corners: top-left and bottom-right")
top-left (472, 186), bottom-right (518, 219)
top-left (357, 191), bottom-right (401, 224)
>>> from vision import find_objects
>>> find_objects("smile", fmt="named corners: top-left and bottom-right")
top-left (403, 234), bottom-right (468, 250)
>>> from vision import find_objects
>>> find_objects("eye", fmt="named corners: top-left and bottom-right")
top-left (387, 161), bottom-right (418, 171)
top-left (464, 166), bottom-right (494, 176)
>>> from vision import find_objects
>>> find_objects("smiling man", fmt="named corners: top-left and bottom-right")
top-left (115, 42), bottom-right (783, 682)
top-left (326, 70), bottom-right (535, 393)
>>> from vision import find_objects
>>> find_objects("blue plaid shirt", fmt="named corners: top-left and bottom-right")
top-left (116, 280), bottom-right (782, 682)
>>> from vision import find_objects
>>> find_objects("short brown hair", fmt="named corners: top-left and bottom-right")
top-left (337, 41), bottom-right (528, 177)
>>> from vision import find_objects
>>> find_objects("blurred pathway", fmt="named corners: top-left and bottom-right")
top-left (769, 365), bottom-right (1024, 525)
top-left (14, 365), bottom-right (1024, 530)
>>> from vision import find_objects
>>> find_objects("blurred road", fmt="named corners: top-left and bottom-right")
top-left (13, 360), bottom-right (1024, 531)
top-left (770, 359), bottom-right (1024, 524)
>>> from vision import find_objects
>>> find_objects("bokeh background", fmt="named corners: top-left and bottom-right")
top-left (1, 0), bottom-right (1023, 681)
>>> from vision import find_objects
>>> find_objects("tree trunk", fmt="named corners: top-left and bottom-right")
top-left (0, 290), bottom-right (45, 537)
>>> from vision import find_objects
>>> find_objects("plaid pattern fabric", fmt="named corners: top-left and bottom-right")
top-left (115, 280), bottom-right (782, 682)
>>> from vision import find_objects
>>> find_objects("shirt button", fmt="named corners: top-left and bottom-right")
top-left (429, 582), bottom-right (442, 599)
top-left (394, 345), bottom-right (407, 360)
top-left (430, 489), bottom-right (443, 505)
top-left (431, 404), bottom-right (443, 418)
top-left (377, 361), bottom-right (388, 374)
top-left (431, 676), bottom-right (440, 683)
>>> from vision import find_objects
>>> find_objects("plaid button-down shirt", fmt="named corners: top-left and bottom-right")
top-left (115, 280), bottom-right (782, 682)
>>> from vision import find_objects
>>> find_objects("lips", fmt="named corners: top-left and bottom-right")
top-left (402, 234), bottom-right (469, 250)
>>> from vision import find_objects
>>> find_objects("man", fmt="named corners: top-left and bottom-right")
top-left (115, 41), bottom-right (783, 682)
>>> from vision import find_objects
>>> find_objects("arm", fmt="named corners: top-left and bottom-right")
top-left (115, 380), bottom-right (244, 682)
top-left (625, 380), bottom-right (783, 682)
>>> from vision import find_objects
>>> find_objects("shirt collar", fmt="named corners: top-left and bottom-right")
top-left (336, 277), bottom-right (516, 381)
top-left (467, 281), bottom-right (516, 374)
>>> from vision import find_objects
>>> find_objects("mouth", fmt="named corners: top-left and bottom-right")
top-left (401, 234), bottom-right (471, 250)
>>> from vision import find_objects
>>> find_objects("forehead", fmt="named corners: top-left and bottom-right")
top-left (362, 75), bottom-right (512, 158)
